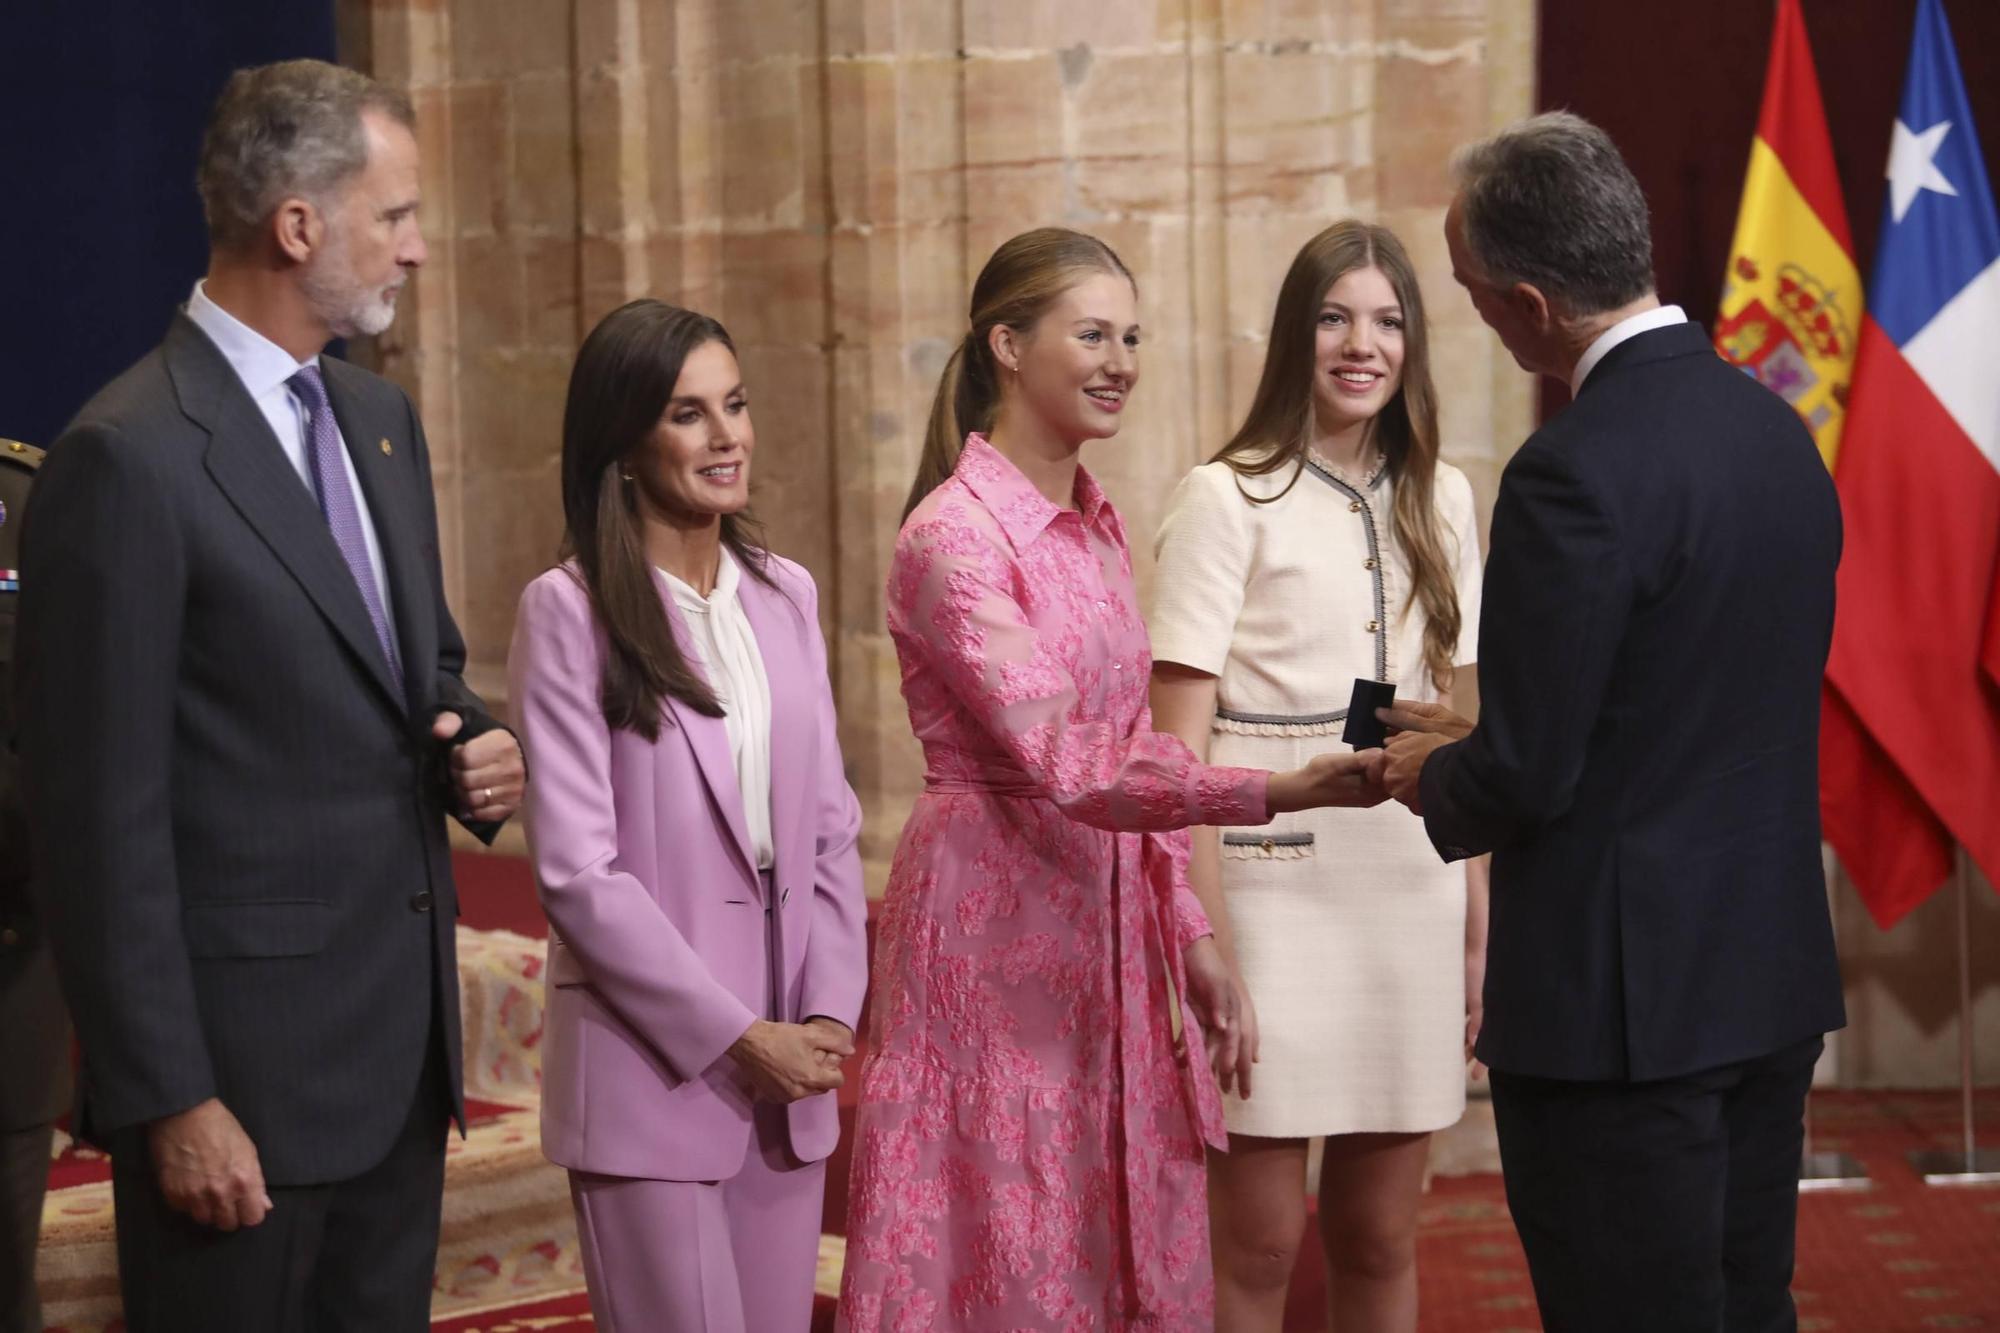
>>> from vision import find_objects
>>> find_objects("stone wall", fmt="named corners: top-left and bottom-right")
top-left (339, 0), bottom-right (1540, 883)
top-left (333, 0), bottom-right (2000, 1093)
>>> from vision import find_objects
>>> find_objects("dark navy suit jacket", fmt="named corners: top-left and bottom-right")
top-left (1420, 321), bottom-right (1847, 1083)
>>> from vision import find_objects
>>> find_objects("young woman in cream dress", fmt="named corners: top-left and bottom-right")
top-left (1149, 221), bottom-right (1489, 1333)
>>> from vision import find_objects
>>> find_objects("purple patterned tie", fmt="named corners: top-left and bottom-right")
top-left (288, 365), bottom-right (403, 693)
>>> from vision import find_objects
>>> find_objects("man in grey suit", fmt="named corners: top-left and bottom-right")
top-left (17, 60), bottom-right (526, 1331)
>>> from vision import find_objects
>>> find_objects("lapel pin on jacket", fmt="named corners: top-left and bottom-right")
top-left (379, 438), bottom-right (393, 456)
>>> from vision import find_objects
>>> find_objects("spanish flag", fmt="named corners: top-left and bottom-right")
top-left (1715, 0), bottom-right (1862, 469)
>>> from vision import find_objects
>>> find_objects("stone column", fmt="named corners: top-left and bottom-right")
top-left (342, 0), bottom-right (581, 714)
top-left (821, 3), bottom-right (968, 874)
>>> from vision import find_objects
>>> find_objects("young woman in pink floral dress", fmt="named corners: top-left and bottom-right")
top-left (837, 228), bottom-right (1388, 1331)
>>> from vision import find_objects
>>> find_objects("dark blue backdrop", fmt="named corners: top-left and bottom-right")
top-left (1, 3), bottom-right (337, 447)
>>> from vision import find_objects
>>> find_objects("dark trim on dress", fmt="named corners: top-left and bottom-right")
top-left (1214, 706), bottom-right (1348, 727)
top-left (1302, 455), bottom-right (1389, 681)
top-left (1222, 831), bottom-right (1316, 847)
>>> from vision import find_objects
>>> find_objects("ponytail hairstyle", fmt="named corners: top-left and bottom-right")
top-left (903, 227), bottom-right (1135, 521)
top-left (1214, 220), bottom-right (1461, 692)
top-left (558, 298), bottom-right (777, 740)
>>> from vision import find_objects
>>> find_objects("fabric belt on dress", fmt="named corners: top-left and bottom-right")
top-left (920, 774), bottom-right (1043, 799)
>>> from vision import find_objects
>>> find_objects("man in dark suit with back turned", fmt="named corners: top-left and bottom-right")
top-left (1379, 112), bottom-right (1845, 1332)
top-left (17, 60), bottom-right (526, 1331)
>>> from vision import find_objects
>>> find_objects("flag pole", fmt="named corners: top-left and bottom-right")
top-left (1908, 846), bottom-right (2000, 1185)
top-left (1801, 848), bottom-right (1869, 1191)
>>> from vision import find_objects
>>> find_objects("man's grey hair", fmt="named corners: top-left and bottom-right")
top-left (197, 59), bottom-right (414, 250)
top-left (1451, 111), bottom-right (1655, 317)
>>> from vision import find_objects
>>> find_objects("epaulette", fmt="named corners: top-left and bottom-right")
top-left (0, 440), bottom-right (44, 471)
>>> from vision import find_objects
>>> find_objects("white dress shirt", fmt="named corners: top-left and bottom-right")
top-left (659, 548), bottom-right (775, 870)
top-left (184, 281), bottom-right (395, 624)
top-left (1570, 303), bottom-right (1689, 396)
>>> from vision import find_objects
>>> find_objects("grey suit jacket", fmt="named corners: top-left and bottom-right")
top-left (16, 312), bottom-right (507, 1184)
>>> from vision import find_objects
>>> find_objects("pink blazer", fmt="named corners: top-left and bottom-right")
top-left (507, 556), bottom-right (868, 1180)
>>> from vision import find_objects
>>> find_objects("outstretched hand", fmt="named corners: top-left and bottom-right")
top-left (1266, 749), bottom-right (1389, 813)
top-left (1377, 699), bottom-right (1473, 813)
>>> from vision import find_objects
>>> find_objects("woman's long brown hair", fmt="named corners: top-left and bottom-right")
top-left (1214, 221), bottom-right (1461, 691)
top-left (559, 298), bottom-right (777, 739)
top-left (903, 227), bottom-right (1135, 522)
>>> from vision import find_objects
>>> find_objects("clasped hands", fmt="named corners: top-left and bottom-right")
top-left (729, 1016), bottom-right (855, 1103)
top-left (1264, 699), bottom-right (1474, 815)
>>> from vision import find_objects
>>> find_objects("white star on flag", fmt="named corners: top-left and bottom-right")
top-left (1888, 118), bottom-right (1960, 222)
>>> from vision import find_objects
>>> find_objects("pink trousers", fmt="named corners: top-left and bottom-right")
top-left (568, 1104), bottom-right (826, 1333)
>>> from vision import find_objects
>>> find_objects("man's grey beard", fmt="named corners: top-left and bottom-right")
top-left (340, 290), bottom-right (400, 338)
top-left (302, 239), bottom-right (401, 339)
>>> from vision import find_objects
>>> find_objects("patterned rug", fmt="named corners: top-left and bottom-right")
top-left (422, 1090), bottom-right (2000, 1333)
top-left (37, 925), bottom-right (581, 1333)
top-left (429, 1292), bottom-right (593, 1332)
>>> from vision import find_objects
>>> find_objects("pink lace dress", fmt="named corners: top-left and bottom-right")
top-left (837, 437), bottom-right (1270, 1331)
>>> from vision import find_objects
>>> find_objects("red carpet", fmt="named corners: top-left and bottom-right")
top-left (454, 847), bottom-right (551, 937)
top-left (445, 853), bottom-right (2000, 1331)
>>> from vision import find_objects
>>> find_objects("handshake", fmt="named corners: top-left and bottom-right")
top-left (1264, 699), bottom-right (1473, 816)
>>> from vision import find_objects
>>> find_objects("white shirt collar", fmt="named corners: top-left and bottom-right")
top-left (1570, 303), bottom-right (1688, 396)
top-left (185, 279), bottom-right (320, 399)
top-left (658, 544), bottom-right (742, 615)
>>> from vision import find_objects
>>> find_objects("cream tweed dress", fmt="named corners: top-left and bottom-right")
top-left (1150, 451), bottom-right (1483, 1137)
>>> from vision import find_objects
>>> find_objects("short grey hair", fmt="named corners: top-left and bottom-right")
top-left (197, 59), bottom-right (414, 250)
top-left (1451, 111), bottom-right (1655, 317)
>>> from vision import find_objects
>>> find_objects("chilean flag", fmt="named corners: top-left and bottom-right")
top-left (1821, 0), bottom-right (2000, 929)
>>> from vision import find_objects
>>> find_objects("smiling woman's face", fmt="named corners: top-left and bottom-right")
top-left (630, 338), bottom-right (754, 523)
top-left (1312, 263), bottom-right (1406, 437)
top-left (1001, 271), bottom-right (1142, 447)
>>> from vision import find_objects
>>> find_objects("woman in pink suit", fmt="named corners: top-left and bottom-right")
top-left (509, 299), bottom-right (869, 1333)
top-left (837, 229), bottom-right (1385, 1330)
